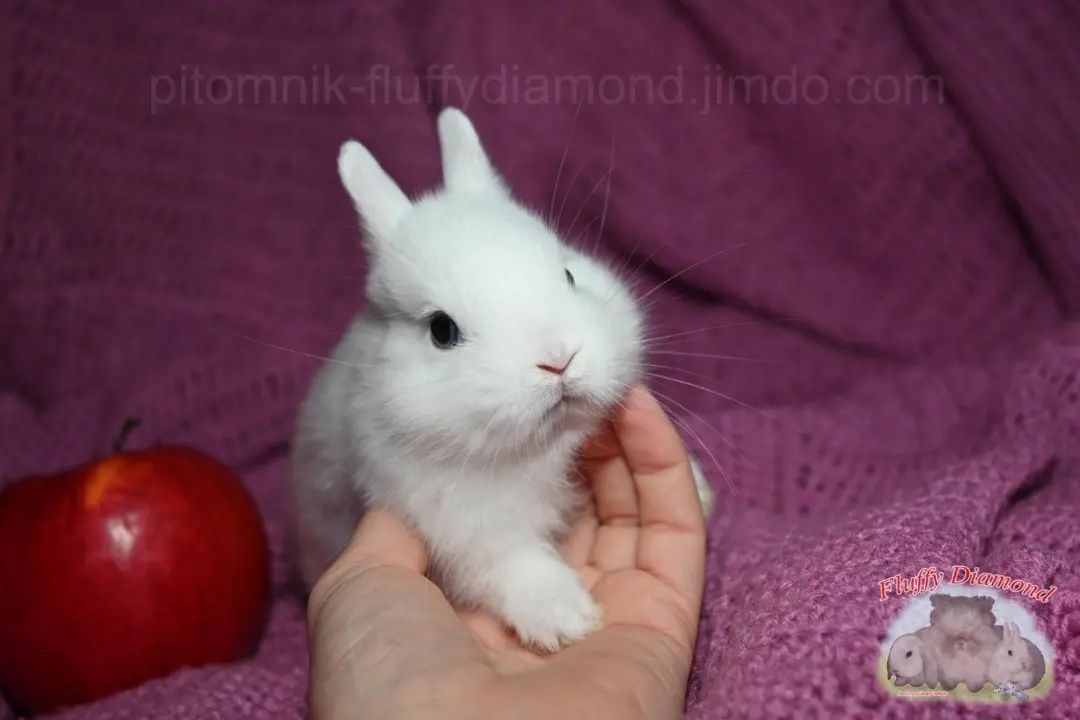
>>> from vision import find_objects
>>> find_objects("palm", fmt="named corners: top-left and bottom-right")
top-left (458, 475), bottom-right (700, 669)
top-left (309, 387), bottom-right (706, 720)
top-left (451, 410), bottom-right (706, 719)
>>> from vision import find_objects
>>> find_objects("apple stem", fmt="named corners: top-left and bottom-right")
top-left (113, 417), bottom-right (142, 453)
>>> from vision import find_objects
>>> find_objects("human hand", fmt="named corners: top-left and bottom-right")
top-left (307, 384), bottom-right (707, 720)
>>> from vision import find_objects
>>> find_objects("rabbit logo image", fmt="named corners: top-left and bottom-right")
top-left (879, 582), bottom-right (1054, 703)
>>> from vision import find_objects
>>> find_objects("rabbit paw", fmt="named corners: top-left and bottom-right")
top-left (498, 553), bottom-right (601, 652)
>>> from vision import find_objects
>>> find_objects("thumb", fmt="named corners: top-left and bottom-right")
top-left (307, 510), bottom-right (485, 719)
top-left (342, 507), bottom-right (430, 574)
top-left (308, 509), bottom-right (431, 630)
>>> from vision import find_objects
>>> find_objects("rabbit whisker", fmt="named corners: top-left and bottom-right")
top-left (554, 162), bottom-right (585, 233)
top-left (647, 384), bottom-right (744, 461)
top-left (638, 242), bottom-right (751, 302)
top-left (236, 334), bottom-right (376, 368)
top-left (652, 393), bottom-right (734, 494)
top-left (648, 350), bottom-right (775, 364)
top-left (647, 371), bottom-right (791, 429)
top-left (566, 163), bottom-right (612, 244)
top-left (644, 317), bottom-right (800, 346)
top-left (591, 136), bottom-right (615, 255)
top-left (548, 97), bottom-right (584, 223)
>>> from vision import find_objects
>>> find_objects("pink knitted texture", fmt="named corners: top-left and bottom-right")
top-left (2, 1), bottom-right (1079, 718)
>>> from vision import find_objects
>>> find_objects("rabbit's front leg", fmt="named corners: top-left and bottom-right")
top-left (483, 542), bottom-right (601, 651)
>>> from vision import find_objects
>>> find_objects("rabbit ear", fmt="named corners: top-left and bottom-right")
top-left (437, 108), bottom-right (507, 196)
top-left (1005, 622), bottom-right (1020, 639)
top-left (338, 140), bottom-right (412, 250)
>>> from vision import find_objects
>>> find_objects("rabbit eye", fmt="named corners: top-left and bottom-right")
top-left (565, 268), bottom-right (575, 288)
top-left (905, 650), bottom-right (913, 658)
top-left (1008, 650), bottom-right (1013, 656)
top-left (429, 311), bottom-right (461, 349)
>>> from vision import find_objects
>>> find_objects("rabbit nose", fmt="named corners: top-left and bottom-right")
top-left (537, 349), bottom-right (578, 376)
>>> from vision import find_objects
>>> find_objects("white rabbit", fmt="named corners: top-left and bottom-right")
top-left (987, 622), bottom-right (1045, 690)
top-left (887, 628), bottom-right (942, 687)
top-left (888, 634), bottom-right (926, 686)
top-left (291, 108), bottom-right (715, 650)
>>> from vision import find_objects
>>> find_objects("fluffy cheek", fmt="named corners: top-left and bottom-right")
top-left (466, 369), bottom-right (565, 444)
top-left (578, 317), bottom-right (643, 402)
top-left (375, 347), bottom-right (502, 449)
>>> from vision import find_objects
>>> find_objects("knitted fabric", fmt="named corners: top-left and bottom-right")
top-left (2, 1), bottom-right (1079, 718)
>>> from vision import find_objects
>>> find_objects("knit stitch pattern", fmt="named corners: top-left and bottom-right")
top-left (2, 1), bottom-right (1079, 718)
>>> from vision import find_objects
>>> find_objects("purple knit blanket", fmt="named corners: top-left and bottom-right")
top-left (2, 1), bottom-right (1078, 718)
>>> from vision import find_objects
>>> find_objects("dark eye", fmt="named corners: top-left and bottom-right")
top-left (429, 311), bottom-right (460, 349)
top-left (565, 268), bottom-right (575, 288)
top-left (905, 650), bottom-right (913, 658)
top-left (1008, 650), bottom-right (1013, 656)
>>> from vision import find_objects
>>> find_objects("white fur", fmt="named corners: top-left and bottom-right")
top-left (293, 108), bottom-right (711, 650)
top-left (883, 593), bottom-right (1049, 692)
top-left (987, 621), bottom-right (1043, 690)
top-left (888, 632), bottom-right (936, 686)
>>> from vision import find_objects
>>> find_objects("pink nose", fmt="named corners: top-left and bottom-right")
top-left (537, 351), bottom-right (577, 376)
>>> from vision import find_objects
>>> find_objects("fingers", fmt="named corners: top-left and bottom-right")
top-left (582, 425), bottom-right (639, 527)
top-left (560, 508), bottom-right (598, 568)
top-left (579, 422), bottom-right (639, 571)
top-left (579, 387), bottom-right (706, 583)
top-left (613, 385), bottom-right (704, 533)
top-left (578, 420), bottom-right (621, 461)
top-left (612, 385), bottom-right (706, 612)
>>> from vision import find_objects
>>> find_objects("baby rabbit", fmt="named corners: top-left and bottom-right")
top-left (926, 594), bottom-right (1000, 691)
top-left (292, 108), bottom-right (714, 650)
top-left (987, 622), bottom-right (1045, 690)
top-left (888, 631), bottom-right (941, 687)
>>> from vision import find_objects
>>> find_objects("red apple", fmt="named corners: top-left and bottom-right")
top-left (0, 430), bottom-right (270, 714)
